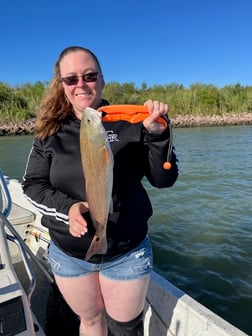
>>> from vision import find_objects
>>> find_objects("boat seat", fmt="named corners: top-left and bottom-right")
top-left (8, 203), bottom-right (35, 225)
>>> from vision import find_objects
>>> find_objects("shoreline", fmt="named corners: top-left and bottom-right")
top-left (0, 112), bottom-right (251, 136)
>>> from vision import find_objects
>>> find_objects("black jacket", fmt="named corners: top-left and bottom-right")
top-left (22, 108), bottom-right (178, 260)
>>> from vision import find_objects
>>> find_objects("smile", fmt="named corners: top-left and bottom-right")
top-left (75, 92), bottom-right (91, 97)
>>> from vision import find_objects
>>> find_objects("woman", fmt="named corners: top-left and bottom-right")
top-left (22, 46), bottom-right (178, 336)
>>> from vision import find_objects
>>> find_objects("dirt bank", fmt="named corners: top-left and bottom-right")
top-left (0, 112), bottom-right (251, 136)
top-left (0, 118), bottom-right (36, 136)
top-left (172, 112), bottom-right (252, 128)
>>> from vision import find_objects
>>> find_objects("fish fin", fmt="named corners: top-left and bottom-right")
top-left (103, 146), bottom-right (112, 165)
top-left (85, 234), bottom-right (108, 261)
top-left (109, 198), bottom-right (113, 214)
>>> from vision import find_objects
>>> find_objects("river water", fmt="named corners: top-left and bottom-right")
top-left (0, 125), bottom-right (252, 335)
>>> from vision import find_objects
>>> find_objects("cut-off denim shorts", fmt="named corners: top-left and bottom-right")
top-left (47, 236), bottom-right (153, 281)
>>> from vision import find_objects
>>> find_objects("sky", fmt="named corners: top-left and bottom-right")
top-left (1, 0), bottom-right (251, 88)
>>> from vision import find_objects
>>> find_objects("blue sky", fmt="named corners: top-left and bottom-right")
top-left (1, 0), bottom-right (251, 88)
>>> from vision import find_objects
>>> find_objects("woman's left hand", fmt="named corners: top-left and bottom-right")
top-left (143, 100), bottom-right (169, 134)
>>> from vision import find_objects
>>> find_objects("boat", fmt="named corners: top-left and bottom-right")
top-left (0, 170), bottom-right (248, 336)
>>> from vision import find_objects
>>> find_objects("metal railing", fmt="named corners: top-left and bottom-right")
top-left (0, 169), bottom-right (53, 299)
top-left (0, 169), bottom-right (12, 217)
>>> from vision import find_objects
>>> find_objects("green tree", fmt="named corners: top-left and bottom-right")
top-left (0, 80), bottom-right (251, 124)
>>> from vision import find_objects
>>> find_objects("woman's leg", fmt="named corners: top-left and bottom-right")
top-left (100, 275), bottom-right (150, 321)
top-left (99, 236), bottom-right (153, 335)
top-left (100, 275), bottom-right (150, 336)
top-left (54, 273), bottom-right (107, 336)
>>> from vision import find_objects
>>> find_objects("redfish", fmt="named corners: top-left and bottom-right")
top-left (80, 107), bottom-right (113, 261)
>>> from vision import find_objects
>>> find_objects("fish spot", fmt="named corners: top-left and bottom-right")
top-left (96, 237), bottom-right (100, 242)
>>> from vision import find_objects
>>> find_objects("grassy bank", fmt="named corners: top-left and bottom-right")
top-left (1, 81), bottom-right (252, 125)
top-left (0, 112), bottom-right (251, 136)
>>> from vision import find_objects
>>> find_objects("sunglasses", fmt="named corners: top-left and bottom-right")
top-left (61, 72), bottom-right (99, 86)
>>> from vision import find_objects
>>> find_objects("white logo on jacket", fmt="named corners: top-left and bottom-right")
top-left (107, 130), bottom-right (119, 142)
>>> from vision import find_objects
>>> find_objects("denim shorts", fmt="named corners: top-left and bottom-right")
top-left (47, 236), bottom-right (153, 281)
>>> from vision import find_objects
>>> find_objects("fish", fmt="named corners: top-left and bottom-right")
top-left (80, 106), bottom-right (114, 261)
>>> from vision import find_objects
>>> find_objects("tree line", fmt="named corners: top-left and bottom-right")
top-left (0, 81), bottom-right (251, 123)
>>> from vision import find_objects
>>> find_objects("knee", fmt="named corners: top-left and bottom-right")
top-left (80, 309), bottom-right (106, 329)
top-left (107, 311), bottom-right (144, 336)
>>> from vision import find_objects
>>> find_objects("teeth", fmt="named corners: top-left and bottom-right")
top-left (76, 92), bottom-right (91, 96)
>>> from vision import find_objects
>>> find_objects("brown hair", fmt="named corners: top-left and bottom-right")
top-left (35, 46), bottom-right (103, 139)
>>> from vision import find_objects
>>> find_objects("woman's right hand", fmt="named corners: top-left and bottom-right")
top-left (68, 202), bottom-right (89, 237)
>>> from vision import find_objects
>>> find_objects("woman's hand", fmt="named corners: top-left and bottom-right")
top-left (68, 202), bottom-right (89, 237)
top-left (143, 100), bottom-right (169, 134)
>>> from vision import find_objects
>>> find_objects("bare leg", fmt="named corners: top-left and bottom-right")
top-left (54, 273), bottom-right (108, 336)
top-left (100, 274), bottom-right (150, 321)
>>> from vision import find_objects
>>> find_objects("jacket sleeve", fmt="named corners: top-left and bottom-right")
top-left (143, 120), bottom-right (179, 188)
top-left (22, 138), bottom-right (79, 224)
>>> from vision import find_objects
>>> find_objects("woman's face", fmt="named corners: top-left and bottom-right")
top-left (60, 51), bottom-right (105, 119)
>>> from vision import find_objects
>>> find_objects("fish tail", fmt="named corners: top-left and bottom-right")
top-left (85, 234), bottom-right (108, 261)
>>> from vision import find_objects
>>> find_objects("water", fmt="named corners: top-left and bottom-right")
top-left (1, 126), bottom-right (252, 335)
top-left (0, 135), bottom-right (34, 180)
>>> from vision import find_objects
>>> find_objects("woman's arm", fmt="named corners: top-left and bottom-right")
top-left (22, 138), bottom-right (80, 224)
top-left (142, 100), bottom-right (179, 187)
